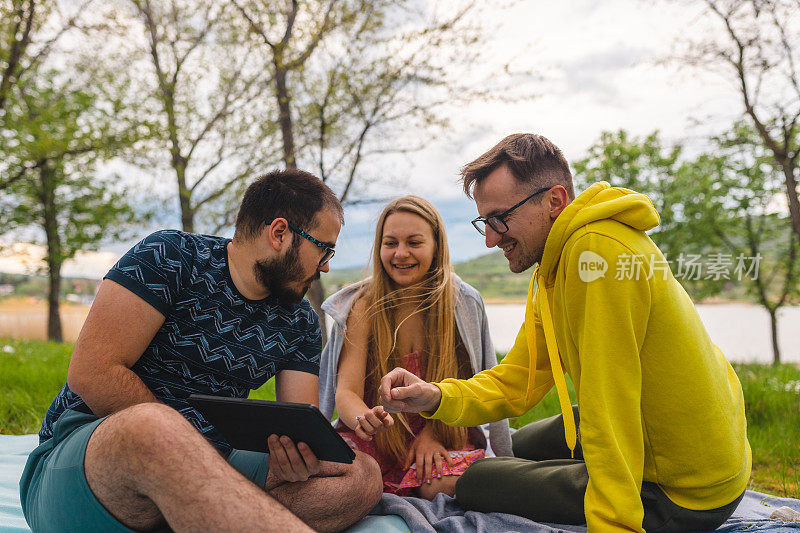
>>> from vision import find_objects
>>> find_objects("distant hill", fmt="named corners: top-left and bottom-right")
top-left (452, 252), bottom-right (531, 301)
top-left (324, 249), bottom-right (771, 304)
top-left (324, 252), bottom-right (530, 301)
top-left (324, 264), bottom-right (370, 295)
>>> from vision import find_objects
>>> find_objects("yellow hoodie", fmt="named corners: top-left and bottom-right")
top-left (428, 182), bottom-right (751, 531)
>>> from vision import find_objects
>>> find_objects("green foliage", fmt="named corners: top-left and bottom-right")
top-left (0, 0), bottom-right (59, 116)
top-left (324, 265), bottom-right (370, 295)
top-left (2, 41), bottom-right (146, 225)
top-left (0, 68), bottom-right (144, 339)
top-left (681, 0), bottom-right (800, 248)
top-left (573, 130), bottom-right (684, 257)
top-left (678, 125), bottom-right (800, 313)
top-left (573, 130), bottom-right (728, 300)
top-left (573, 127), bottom-right (800, 325)
top-left (0, 337), bottom-right (72, 434)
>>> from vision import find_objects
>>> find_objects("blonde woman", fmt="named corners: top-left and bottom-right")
top-left (318, 196), bottom-right (512, 499)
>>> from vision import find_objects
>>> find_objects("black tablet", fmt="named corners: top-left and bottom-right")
top-left (188, 394), bottom-right (355, 464)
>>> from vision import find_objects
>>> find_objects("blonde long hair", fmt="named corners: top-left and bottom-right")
top-left (359, 196), bottom-right (468, 463)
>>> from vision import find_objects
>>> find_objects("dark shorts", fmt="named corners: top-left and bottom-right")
top-left (19, 409), bottom-right (269, 533)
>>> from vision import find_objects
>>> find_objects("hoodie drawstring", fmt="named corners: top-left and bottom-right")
top-left (530, 267), bottom-right (577, 458)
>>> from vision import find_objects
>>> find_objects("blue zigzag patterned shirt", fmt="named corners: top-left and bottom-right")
top-left (39, 230), bottom-right (323, 453)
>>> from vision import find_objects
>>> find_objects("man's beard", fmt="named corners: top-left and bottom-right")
top-left (511, 246), bottom-right (540, 274)
top-left (253, 245), bottom-right (317, 304)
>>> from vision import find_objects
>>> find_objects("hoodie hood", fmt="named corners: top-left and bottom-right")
top-left (540, 181), bottom-right (660, 285)
top-left (531, 182), bottom-right (660, 457)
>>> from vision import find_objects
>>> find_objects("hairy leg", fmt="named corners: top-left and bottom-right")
top-left (416, 475), bottom-right (458, 500)
top-left (84, 403), bottom-right (312, 532)
top-left (267, 451), bottom-right (383, 533)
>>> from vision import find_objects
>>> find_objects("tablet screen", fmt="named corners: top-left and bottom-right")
top-left (188, 394), bottom-right (355, 464)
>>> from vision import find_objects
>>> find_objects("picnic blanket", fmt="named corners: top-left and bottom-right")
top-left (360, 490), bottom-right (800, 533)
top-left (2, 434), bottom-right (799, 532)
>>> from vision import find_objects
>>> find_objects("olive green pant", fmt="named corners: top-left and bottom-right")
top-left (455, 407), bottom-right (743, 531)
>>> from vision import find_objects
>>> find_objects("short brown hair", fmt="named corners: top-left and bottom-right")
top-left (460, 133), bottom-right (575, 199)
top-left (234, 168), bottom-right (343, 241)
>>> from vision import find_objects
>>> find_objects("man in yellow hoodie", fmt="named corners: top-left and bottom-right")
top-left (379, 134), bottom-right (751, 531)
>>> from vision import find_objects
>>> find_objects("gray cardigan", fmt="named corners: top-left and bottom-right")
top-left (318, 274), bottom-right (513, 457)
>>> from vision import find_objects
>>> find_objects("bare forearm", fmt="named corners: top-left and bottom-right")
top-left (334, 389), bottom-right (370, 429)
top-left (71, 365), bottom-right (159, 417)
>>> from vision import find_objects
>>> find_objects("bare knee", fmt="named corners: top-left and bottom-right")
top-left (333, 452), bottom-right (382, 518)
top-left (84, 403), bottom-right (195, 530)
top-left (320, 452), bottom-right (382, 531)
top-left (351, 451), bottom-right (382, 503)
top-left (95, 402), bottom-right (200, 463)
top-left (273, 452), bottom-right (382, 533)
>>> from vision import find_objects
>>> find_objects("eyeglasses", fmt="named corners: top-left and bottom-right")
top-left (267, 219), bottom-right (336, 267)
top-left (471, 186), bottom-right (552, 236)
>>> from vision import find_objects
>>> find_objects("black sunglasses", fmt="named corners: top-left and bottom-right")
top-left (266, 219), bottom-right (335, 267)
top-left (471, 186), bottom-right (552, 236)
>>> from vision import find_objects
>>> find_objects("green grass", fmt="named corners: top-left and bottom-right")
top-left (735, 363), bottom-right (800, 496)
top-left (0, 338), bottom-right (277, 434)
top-left (249, 378), bottom-right (276, 401)
top-left (0, 339), bottom-right (74, 434)
top-left (1, 338), bottom-right (797, 497)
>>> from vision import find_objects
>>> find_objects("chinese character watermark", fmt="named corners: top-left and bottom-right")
top-left (576, 252), bottom-right (762, 282)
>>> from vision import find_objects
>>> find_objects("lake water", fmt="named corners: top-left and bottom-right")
top-left (484, 303), bottom-right (800, 364)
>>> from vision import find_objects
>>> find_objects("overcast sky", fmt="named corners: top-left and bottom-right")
top-left (331, 0), bottom-right (744, 269)
top-left (3, 0), bottom-right (754, 276)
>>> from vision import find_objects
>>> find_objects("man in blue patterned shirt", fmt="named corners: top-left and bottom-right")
top-left (20, 169), bottom-right (382, 532)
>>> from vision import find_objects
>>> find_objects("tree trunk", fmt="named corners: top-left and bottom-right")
top-left (171, 129), bottom-right (194, 232)
top-left (768, 308), bottom-right (781, 366)
top-left (39, 162), bottom-right (63, 342)
top-left (274, 62), bottom-right (296, 169)
top-left (177, 163), bottom-right (194, 233)
top-left (779, 160), bottom-right (800, 244)
top-left (46, 259), bottom-right (63, 342)
top-left (273, 58), bottom-right (327, 341)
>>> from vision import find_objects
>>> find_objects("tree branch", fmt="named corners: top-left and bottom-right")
top-left (0, 0), bottom-right (35, 111)
top-left (230, 0), bottom-right (276, 51)
top-left (286, 0), bottom-right (335, 69)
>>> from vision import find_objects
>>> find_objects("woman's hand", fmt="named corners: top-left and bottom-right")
top-left (404, 424), bottom-right (454, 484)
top-left (352, 404), bottom-right (394, 441)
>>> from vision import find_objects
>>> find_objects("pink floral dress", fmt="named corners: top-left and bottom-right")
top-left (335, 350), bottom-right (485, 495)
